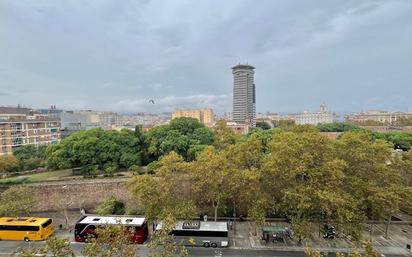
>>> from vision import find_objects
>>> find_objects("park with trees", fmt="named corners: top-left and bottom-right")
top-left (1, 118), bottom-right (412, 250)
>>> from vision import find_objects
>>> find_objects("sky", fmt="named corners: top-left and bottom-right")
top-left (0, 0), bottom-right (411, 114)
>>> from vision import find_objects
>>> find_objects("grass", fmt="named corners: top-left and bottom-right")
top-left (0, 169), bottom-right (72, 185)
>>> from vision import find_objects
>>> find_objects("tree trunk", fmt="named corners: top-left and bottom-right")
top-left (369, 223), bottom-right (373, 240)
top-left (63, 207), bottom-right (69, 229)
top-left (318, 220), bottom-right (321, 238)
top-left (233, 199), bottom-right (236, 236)
top-left (385, 215), bottom-right (391, 239)
top-left (213, 201), bottom-right (219, 221)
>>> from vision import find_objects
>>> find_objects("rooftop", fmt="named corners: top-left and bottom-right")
top-left (78, 215), bottom-right (146, 226)
top-left (172, 221), bottom-right (228, 232)
top-left (232, 64), bottom-right (255, 70)
top-left (0, 107), bottom-right (35, 115)
top-left (0, 217), bottom-right (51, 226)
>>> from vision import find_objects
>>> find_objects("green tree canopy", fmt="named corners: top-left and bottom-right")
top-left (260, 131), bottom-right (362, 241)
top-left (212, 120), bottom-right (240, 150)
top-left (82, 225), bottom-right (139, 257)
top-left (372, 131), bottom-right (412, 150)
top-left (334, 131), bottom-right (408, 237)
top-left (12, 236), bottom-right (74, 257)
top-left (145, 117), bottom-right (214, 161)
top-left (130, 152), bottom-right (195, 221)
top-left (0, 186), bottom-right (36, 216)
top-left (316, 122), bottom-right (364, 132)
top-left (95, 196), bottom-right (125, 215)
top-left (45, 128), bottom-right (143, 170)
top-left (13, 145), bottom-right (46, 171)
top-left (256, 121), bottom-right (271, 130)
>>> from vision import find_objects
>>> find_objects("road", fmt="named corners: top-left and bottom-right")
top-left (0, 241), bottom-right (408, 257)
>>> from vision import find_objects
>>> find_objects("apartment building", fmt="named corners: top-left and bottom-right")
top-left (346, 111), bottom-right (412, 124)
top-left (287, 104), bottom-right (336, 125)
top-left (0, 107), bottom-right (61, 155)
top-left (225, 121), bottom-right (250, 135)
top-left (60, 110), bottom-right (121, 131)
top-left (261, 104), bottom-right (335, 125)
top-left (172, 108), bottom-right (214, 125)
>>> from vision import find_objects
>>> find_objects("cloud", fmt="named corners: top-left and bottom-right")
top-left (0, 0), bottom-right (411, 113)
top-left (108, 94), bottom-right (231, 113)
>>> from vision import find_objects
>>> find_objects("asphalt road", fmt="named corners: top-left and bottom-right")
top-left (0, 241), bottom-right (407, 257)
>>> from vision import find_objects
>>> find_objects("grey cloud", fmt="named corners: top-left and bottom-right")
top-left (0, 0), bottom-right (411, 113)
top-left (108, 94), bottom-right (231, 113)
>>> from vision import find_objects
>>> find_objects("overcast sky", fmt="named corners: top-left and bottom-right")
top-left (0, 0), bottom-right (411, 114)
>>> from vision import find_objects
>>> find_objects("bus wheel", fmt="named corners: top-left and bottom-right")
top-left (24, 237), bottom-right (30, 242)
top-left (203, 242), bottom-right (210, 248)
top-left (211, 243), bottom-right (218, 248)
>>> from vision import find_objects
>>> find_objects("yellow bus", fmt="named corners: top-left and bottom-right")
top-left (0, 217), bottom-right (54, 241)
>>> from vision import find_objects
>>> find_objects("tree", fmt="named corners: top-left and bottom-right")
top-left (225, 135), bottom-right (265, 224)
top-left (372, 132), bottom-right (412, 150)
top-left (272, 119), bottom-right (295, 130)
top-left (82, 225), bottom-right (139, 257)
top-left (145, 118), bottom-right (214, 161)
top-left (0, 186), bottom-right (35, 216)
top-left (306, 241), bottom-right (378, 257)
top-left (316, 122), bottom-right (364, 132)
top-left (45, 128), bottom-right (143, 170)
top-left (43, 236), bottom-right (75, 257)
top-left (247, 128), bottom-right (281, 153)
top-left (394, 150), bottom-right (412, 186)
top-left (256, 121), bottom-right (271, 130)
top-left (12, 236), bottom-right (74, 257)
top-left (291, 124), bottom-right (319, 133)
top-left (13, 145), bottom-right (47, 171)
top-left (190, 146), bottom-right (234, 221)
top-left (363, 240), bottom-right (380, 257)
top-left (0, 155), bottom-right (20, 173)
top-left (96, 196), bottom-right (125, 215)
top-left (50, 188), bottom-right (74, 229)
top-left (130, 152), bottom-right (196, 221)
top-left (304, 247), bottom-right (324, 257)
top-left (130, 152), bottom-right (193, 257)
top-left (334, 131), bottom-right (407, 238)
top-left (104, 163), bottom-right (118, 176)
top-left (248, 199), bottom-right (267, 236)
top-left (148, 213), bottom-right (188, 257)
top-left (212, 120), bottom-right (240, 150)
top-left (261, 131), bottom-right (363, 241)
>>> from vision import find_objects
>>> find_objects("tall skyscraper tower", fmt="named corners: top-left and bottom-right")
top-left (232, 64), bottom-right (256, 126)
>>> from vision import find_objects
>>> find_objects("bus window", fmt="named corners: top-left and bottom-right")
top-left (0, 225), bottom-right (40, 231)
top-left (41, 219), bottom-right (52, 228)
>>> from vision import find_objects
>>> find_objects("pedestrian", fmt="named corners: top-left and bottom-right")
top-left (80, 207), bottom-right (86, 216)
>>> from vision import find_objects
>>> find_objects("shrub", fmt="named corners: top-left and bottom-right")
top-left (95, 197), bottom-right (125, 215)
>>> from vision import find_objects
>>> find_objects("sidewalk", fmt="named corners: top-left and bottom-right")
top-left (247, 236), bottom-right (411, 255)
top-left (231, 221), bottom-right (412, 255)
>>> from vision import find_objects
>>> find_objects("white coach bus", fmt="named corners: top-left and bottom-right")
top-left (156, 220), bottom-right (229, 248)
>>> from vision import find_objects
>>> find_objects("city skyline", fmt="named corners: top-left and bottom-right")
top-left (1, 1), bottom-right (412, 114)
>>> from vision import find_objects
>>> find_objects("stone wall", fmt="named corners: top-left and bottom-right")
top-left (26, 179), bottom-right (131, 212)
